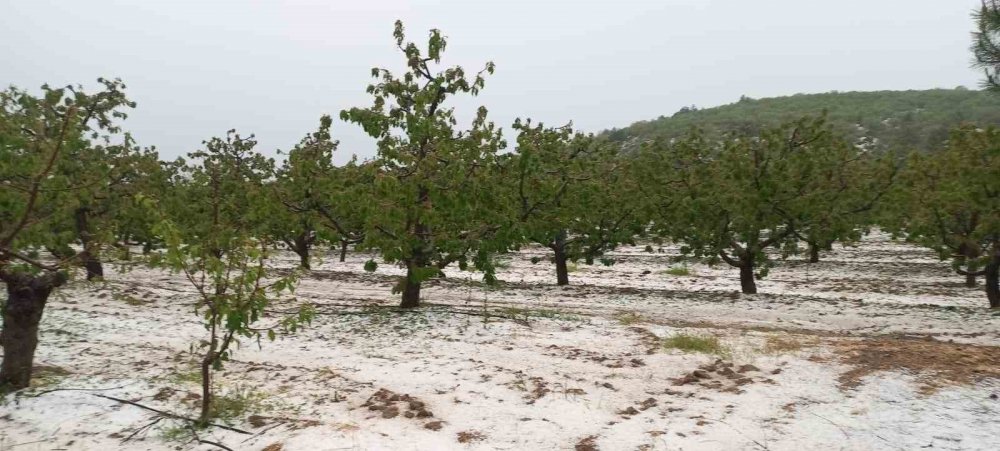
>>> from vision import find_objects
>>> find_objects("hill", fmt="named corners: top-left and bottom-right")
top-left (604, 89), bottom-right (1000, 151)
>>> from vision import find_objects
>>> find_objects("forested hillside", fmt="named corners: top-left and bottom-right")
top-left (605, 89), bottom-right (1000, 151)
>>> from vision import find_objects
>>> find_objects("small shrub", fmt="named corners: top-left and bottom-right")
top-left (165, 368), bottom-right (201, 385)
top-left (613, 311), bottom-right (645, 325)
top-left (160, 422), bottom-right (194, 442)
top-left (566, 262), bottom-right (579, 273)
top-left (28, 365), bottom-right (71, 389)
top-left (663, 265), bottom-right (692, 276)
top-left (663, 333), bottom-right (725, 355)
top-left (211, 384), bottom-right (274, 422)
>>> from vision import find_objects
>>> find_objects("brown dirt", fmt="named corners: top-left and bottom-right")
top-left (670, 359), bottom-right (769, 393)
top-left (832, 336), bottom-right (1000, 393)
top-left (261, 443), bottom-right (283, 451)
top-left (764, 334), bottom-right (820, 354)
top-left (457, 430), bottom-right (486, 443)
top-left (575, 435), bottom-right (599, 451)
top-left (361, 388), bottom-right (435, 420)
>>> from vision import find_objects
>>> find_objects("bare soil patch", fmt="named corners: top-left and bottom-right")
top-left (833, 336), bottom-right (1000, 393)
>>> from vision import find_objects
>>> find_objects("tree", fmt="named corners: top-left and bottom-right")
top-left (508, 120), bottom-right (641, 285)
top-left (61, 136), bottom-right (161, 278)
top-left (269, 119), bottom-right (329, 270)
top-left (323, 159), bottom-right (371, 263)
top-left (787, 146), bottom-right (897, 263)
top-left (273, 115), bottom-right (368, 268)
top-left (150, 130), bottom-right (312, 423)
top-left (640, 116), bottom-right (884, 294)
top-left (341, 21), bottom-right (507, 308)
top-left (894, 126), bottom-right (1000, 307)
top-left (1, 79), bottom-right (134, 392)
top-left (112, 157), bottom-right (183, 257)
top-left (973, 0), bottom-right (1000, 91)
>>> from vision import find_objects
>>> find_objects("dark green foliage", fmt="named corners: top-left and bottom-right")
top-left (606, 90), bottom-right (1000, 153)
top-left (889, 127), bottom-right (1000, 307)
top-left (973, 0), bottom-right (1000, 91)
top-left (637, 116), bottom-right (895, 294)
top-left (506, 120), bottom-right (641, 285)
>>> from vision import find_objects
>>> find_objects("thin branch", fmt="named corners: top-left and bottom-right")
top-left (91, 394), bottom-right (251, 434)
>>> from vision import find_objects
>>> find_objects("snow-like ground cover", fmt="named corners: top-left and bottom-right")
top-left (2, 233), bottom-right (999, 450)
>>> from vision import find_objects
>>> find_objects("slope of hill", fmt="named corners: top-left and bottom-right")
top-left (605, 89), bottom-right (1000, 151)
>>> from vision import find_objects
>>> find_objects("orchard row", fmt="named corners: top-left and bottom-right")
top-left (1, 22), bottom-right (998, 422)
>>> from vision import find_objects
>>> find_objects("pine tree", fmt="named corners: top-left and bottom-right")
top-left (973, 0), bottom-right (1000, 91)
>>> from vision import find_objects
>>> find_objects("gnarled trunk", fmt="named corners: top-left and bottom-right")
top-left (739, 253), bottom-right (757, 295)
top-left (400, 262), bottom-right (422, 309)
top-left (291, 231), bottom-right (311, 270)
top-left (0, 271), bottom-right (68, 392)
top-left (81, 254), bottom-right (103, 281)
top-left (339, 240), bottom-right (349, 263)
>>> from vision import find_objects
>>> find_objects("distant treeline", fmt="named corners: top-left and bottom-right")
top-left (604, 89), bottom-right (1000, 152)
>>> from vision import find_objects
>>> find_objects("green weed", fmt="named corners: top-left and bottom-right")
top-left (663, 265), bottom-right (692, 276)
top-left (663, 333), bottom-right (727, 356)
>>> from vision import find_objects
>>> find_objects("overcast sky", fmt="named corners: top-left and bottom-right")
top-left (2, 0), bottom-right (985, 163)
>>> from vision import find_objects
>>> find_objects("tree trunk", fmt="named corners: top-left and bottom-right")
top-left (81, 254), bottom-right (103, 281)
top-left (963, 255), bottom-right (981, 288)
top-left (739, 255), bottom-right (757, 294)
top-left (986, 252), bottom-right (1000, 309)
top-left (808, 242), bottom-right (820, 263)
top-left (297, 249), bottom-right (310, 270)
top-left (199, 353), bottom-right (213, 424)
top-left (967, 272), bottom-right (978, 288)
top-left (339, 240), bottom-right (348, 263)
top-left (0, 271), bottom-right (68, 392)
top-left (400, 185), bottom-right (431, 309)
top-left (291, 231), bottom-right (311, 270)
top-left (400, 263), bottom-right (421, 309)
top-left (552, 230), bottom-right (570, 286)
top-left (75, 207), bottom-right (103, 281)
top-left (554, 247), bottom-right (570, 286)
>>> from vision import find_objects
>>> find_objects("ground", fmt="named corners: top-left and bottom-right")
top-left (1, 232), bottom-right (998, 450)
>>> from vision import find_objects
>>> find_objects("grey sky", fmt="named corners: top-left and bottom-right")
top-left (2, 0), bottom-right (984, 163)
